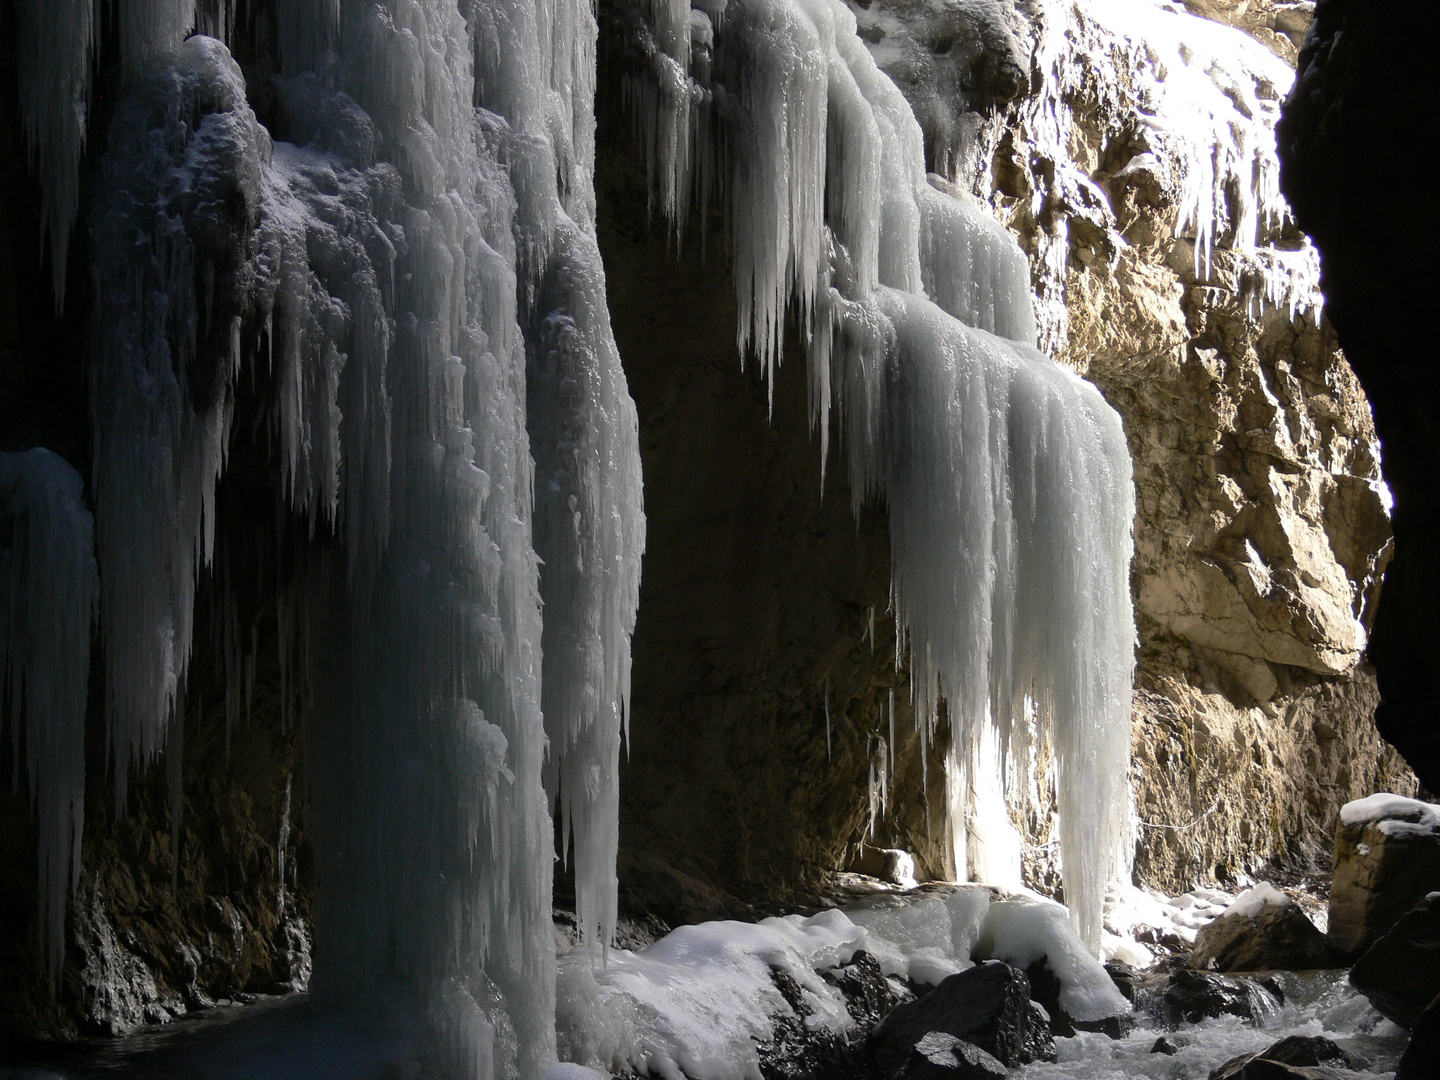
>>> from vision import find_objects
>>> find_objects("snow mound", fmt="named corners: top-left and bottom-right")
top-left (1221, 882), bottom-right (1292, 920)
top-left (979, 895), bottom-right (1132, 1022)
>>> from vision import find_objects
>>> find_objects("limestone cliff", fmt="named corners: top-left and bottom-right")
top-left (846, 0), bottom-right (1415, 891)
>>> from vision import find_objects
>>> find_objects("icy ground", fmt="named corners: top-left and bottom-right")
top-left (1, 879), bottom-right (1407, 1080)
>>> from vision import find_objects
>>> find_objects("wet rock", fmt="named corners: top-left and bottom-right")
top-left (1209, 1035), bottom-right (1357, 1079)
top-left (1152, 1035), bottom-right (1186, 1054)
top-left (822, 951), bottom-right (896, 1031)
top-left (1328, 795), bottom-right (1440, 961)
top-left (1163, 969), bottom-right (1284, 1025)
top-left (1396, 991), bottom-right (1440, 1080)
top-left (896, 1032), bottom-right (1007, 1080)
top-left (761, 966), bottom-right (848, 1080)
top-left (1349, 894), bottom-right (1440, 1029)
top-left (1190, 888), bottom-right (1332, 971)
top-left (865, 961), bottom-right (1055, 1078)
top-left (1024, 960), bottom-right (1134, 1039)
top-left (1105, 960), bottom-right (1140, 1003)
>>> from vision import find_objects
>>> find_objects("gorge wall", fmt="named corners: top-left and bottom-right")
top-left (0, 0), bottom-right (1421, 1043)
top-left (1278, 0), bottom-right (1440, 794)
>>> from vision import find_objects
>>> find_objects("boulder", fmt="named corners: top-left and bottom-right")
top-left (1152, 1035), bottom-right (1186, 1055)
top-left (896, 1032), bottom-right (1007, 1080)
top-left (1163, 969), bottom-right (1283, 1025)
top-left (1328, 794), bottom-right (1440, 961)
top-left (1209, 1035), bottom-right (1356, 1079)
top-left (1349, 893), bottom-right (1440, 1029)
top-left (864, 961), bottom-right (1055, 1078)
top-left (1190, 884), bottom-right (1332, 971)
top-left (1396, 991), bottom-right (1440, 1080)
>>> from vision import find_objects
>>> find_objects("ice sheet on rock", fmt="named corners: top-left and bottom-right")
top-left (1011, 0), bottom-right (1323, 352)
top-left (0, 449), bottom-right (98, 980)
top-left (29, 0), bottom-right (642, 1073)
top-left (557, 910), bottom-right (866, 1080)
top-left (843, 886), bottom-right (990, 984)
top-left (979, 895), bottom-right (1131, 1022)
top-left (1102, 883), bottom-right (1234, 960)
top-left (88, 34), bottom-right (266, 809)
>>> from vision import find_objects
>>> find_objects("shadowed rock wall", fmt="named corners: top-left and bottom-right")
top-left (1278, 0), bottom-right (1440, 792)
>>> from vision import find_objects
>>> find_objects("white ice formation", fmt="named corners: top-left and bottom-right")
top-left (627, 0), bottom-right (1136, 948)
top-left (9, 0), bottom-right (642, 1073)
top-left (8, 0), bottom-right (1141, 1067)
top-left (0, 449), bottom-right (98, 980)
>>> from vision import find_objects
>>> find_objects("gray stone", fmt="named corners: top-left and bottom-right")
top-left (865, 961), bottom-right (1056, 1078)
top-left (896, 1032), bottom-right (1007, 1080)
top-left (1350, 894), bottom-right (1440, 1029)
top-left (1208, 1035), bottom-right (1355, 1079)
top-left (1164, 969), bottom-right (1284, 1026)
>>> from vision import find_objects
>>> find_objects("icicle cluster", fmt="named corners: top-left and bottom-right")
top-left (1015, 0), bottom-right (1322, 351)
top-left (0, 450), bottom-right (98, 981)
top-left (628, 0), bottom-right (1136, 949)
top-left (9, 0), bottom-right (641, 1071)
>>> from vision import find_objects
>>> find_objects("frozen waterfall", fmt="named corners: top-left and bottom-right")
top-left (626, 0), bottom-right (1136, 947)
top-left (5, 0), bottom-right (1141, 1070)
top-left (6, 0), bottom-right (643, 1073)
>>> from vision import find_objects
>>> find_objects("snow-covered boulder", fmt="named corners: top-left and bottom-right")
top-left (1329, 794), bottom-right (1440, 961)
top-left (1188, 883), bottom-right (1332, 972)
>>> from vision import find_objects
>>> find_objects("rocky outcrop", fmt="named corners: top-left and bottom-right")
top-left (1209, 1034), bottom-right (1357, 1080)
top-left (1163, 969), bottom-right (1284, 1025)
top-left (1278, 0), bottom-right (1440, 791)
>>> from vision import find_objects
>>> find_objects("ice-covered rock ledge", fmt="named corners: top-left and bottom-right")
top-left (555, 887), bottom-right (1128, 1080)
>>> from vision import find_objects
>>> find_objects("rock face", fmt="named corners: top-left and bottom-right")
top-left (1278, 0), bottom-right (1440, 791)
top-left (1328, 795), bottom-right (1440, 961)
top-left (1396, 993), bottom-right (1440, 1080)
top-left (1190, 886), bottom-right (1332, 971)
top-left (865, 961), bottom-right (1056, 1076)
top-left (1349, 894), bottom-right (1440, 1030)
top-left (855, 0), bottom-right (1415, 893)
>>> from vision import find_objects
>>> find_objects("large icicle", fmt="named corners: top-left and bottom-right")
top-left (8, 0), bottom-right (95, 299)
top-left (627, 0), bottom-right (1136, 948)
top-left (0, 449), bottom-right (98, 981)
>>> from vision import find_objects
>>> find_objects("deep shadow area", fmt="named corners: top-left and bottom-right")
top-left (594, 125), bottom-right (951, 925)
